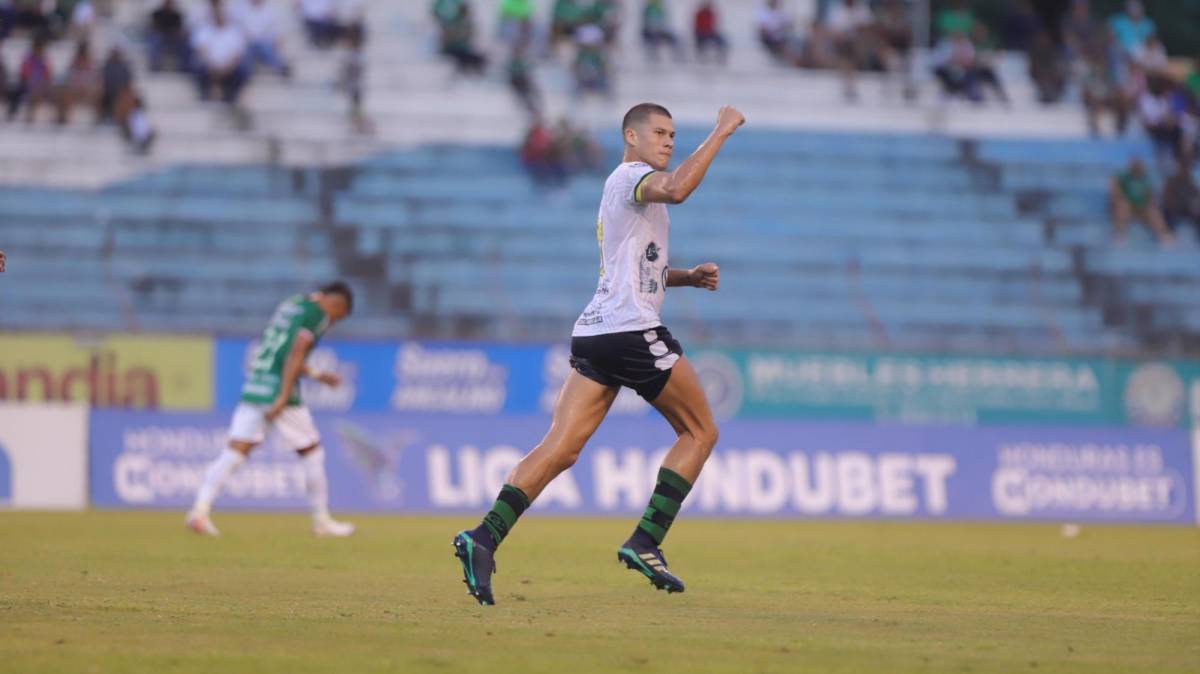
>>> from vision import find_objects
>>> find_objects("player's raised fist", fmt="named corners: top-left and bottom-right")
top-left (716, 106), bottom-right (745, 137)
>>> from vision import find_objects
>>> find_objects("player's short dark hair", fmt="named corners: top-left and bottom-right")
top-left (622, 103), bottom-right (672, 132)
top-left (319, 281), bottom-right (354, 314)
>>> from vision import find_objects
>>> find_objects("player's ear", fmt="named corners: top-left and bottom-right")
top-left (624, 126), bottom-right (637, 147)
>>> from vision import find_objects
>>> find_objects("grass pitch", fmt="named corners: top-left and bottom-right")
top-left (1, 512), bottom-right (1197, 674)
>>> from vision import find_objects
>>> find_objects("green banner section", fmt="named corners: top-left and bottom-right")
top-left (707, 350), bottom-right (1200, 428)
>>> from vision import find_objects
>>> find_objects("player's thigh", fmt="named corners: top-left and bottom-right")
top-left (543, 370), bottom-right (619, 450)
top-left (228, 403), bottom-right (267, 453)
top-left (649, 356), bottom-right (717, 442)
top-left (276, 406), bottom-right (321, 452)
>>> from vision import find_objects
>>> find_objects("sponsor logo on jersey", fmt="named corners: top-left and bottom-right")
top-left (645, 242), bottom-right (659, 262)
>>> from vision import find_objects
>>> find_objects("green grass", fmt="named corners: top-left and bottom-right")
top-left (1, 513), bottom-right (1197, 674)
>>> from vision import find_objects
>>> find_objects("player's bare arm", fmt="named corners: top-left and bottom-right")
top-left (267, 330), bottom-right (314, 419)
top-left (302, 365), bottom-right (342, 387)
top-left (638, 106), bottom-right (745, 205)
top-left (666, 263), bottom-right (720, 290)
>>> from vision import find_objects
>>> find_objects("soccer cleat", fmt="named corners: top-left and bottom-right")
top-left (452, 530), bottom-right (496, 606)
top-left (186, 512), bottom-right (220, 536)
top-left (313, 517), bottom-right (356, 538)
top-left (617, 538), bottom-right (685, 594)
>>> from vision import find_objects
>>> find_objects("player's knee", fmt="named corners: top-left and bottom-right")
top-left (553, 446), bottom-right (584, 472)
top-left (694, 423), bottom-right (719, 455)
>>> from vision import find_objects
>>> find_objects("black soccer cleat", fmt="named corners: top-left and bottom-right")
top-left (453, 530), bottom-right (497, 606)
top-left (617, 538), bottom-right (685, 594)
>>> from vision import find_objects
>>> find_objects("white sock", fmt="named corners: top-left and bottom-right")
top-left (303, 447), bottom-right (331, 522)
top-left (192, 448), bottom-right (245, 516)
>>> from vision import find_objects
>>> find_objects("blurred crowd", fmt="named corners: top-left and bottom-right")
top-left (0, 0), bottom-right (373, 150)
top-left (143, 0), bottom-right (370, 132)
top-left (0, 0), bottom-right (154, 149)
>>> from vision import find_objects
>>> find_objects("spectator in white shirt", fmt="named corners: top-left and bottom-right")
top-left (757, 0), bottom-right (791, 60)
top-left (234, 0), bottom-right (291, 77)
top-left (191, 5), bottom-right (249, 103)
top-left (826, 0), bottom-right (874, 101)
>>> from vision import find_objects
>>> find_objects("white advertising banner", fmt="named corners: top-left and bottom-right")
top-left (0, 403), bottom-right (88, 510)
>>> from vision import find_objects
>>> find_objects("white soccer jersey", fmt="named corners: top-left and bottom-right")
top-left (573, 162), bottom-right (670, 337)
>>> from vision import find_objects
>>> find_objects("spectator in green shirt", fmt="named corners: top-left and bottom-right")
top-left (499, 0), bottom-right (533, 48)
top-left (551, 0), bottom-right (584, 49)
top-left (1110, 158), bottom-right (1175, 245)
top-left (936, 0), bottom-right (975, 39)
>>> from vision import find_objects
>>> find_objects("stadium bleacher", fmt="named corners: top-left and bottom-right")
top-left (1, 0), bottom-right (1197, 355)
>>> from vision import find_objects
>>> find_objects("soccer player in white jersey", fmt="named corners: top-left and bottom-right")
top-left (187, 282), bottom-right (357, 538)
top-left (453, 103), bottom-right (745, 604)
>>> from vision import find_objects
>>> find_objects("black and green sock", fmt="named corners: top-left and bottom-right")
top-left (632, 468), bottom-right (693, 547)
top-left (470, 484), bottom-right (530, 550)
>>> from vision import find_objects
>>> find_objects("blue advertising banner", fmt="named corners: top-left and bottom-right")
top-left (216, 337), bottom-right (548, 414)
top-left (90, 410), bottom-right (1198, 524)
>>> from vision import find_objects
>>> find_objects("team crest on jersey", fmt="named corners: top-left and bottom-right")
top-left (645, 242), bottom-right (660, 262)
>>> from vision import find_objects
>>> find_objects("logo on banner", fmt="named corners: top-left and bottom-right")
top-left (391, 343), bottom-right (507, 413)
top-left (691, 351), bottom-right (744, 420)
top-left (1124, 363), bottom-right (1184, 427)
top-left (992, 441), bottom-right (1188, 518)
top-left (333, 420), bottom-right (417, 501)
top-left (0, 442), bottom-right (11, 505)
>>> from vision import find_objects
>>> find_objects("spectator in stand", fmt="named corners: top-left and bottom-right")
top-left (1186, 59), bottom-right (1200, 102)
top-left (572, 21), bottom-right (609, 96)
top-left (441, 2), bottom-right (486, 75)
top-left (969, 22), bottom-right (1009, 103)
top-left (641, 0), bottom-right (681, 63)
top-left (936, 0), bottom-right (975, 39)
top-left (191, 5), bottom-right (249, 105)
top-left (1028, 29), bottom-right (1067, 104)
top-left (932, 31), bottom-right (1006, 105)
top-left (1131, 33), bottom-right (1168, 77)
top-left (1138, 78), bottom-right (1182, 161)
top-left (693, 2), bottom-right (727, 66)
top-left (341, 22), bottom-right (369, 134)
top-left (299, 0), bottom-right (339, 48)
top-left (1107, 0), bottom-right (1154, 57)
top-left (550, 0), bottom-right (584, 51)
top-left (1001, 0), bottom-right (1038, 52)
top-left (757, 0), bottom-right (791, 61)
top-left (432, 0), bottom-right (461, 28)
top-left (98, 44), bottom-right (131, 122)
top-left (68, 0), bottom-right (94, 40)
top-left (1063, 0), bottom-right (1106, 66)
top-left (498, 0), bottom-right (533, 49)
top-left (591, 0), bottom-right (619, 45)
top-left (234, 0), bottom-right (291, 78)
top-left (826, 0), bottom-right (874, 102)
top-left (507, 44), bottom-right (540, 116)
top-left (54, 39), bottom-right (100, 124)
top-left (521, 116), bottom-right (566, 187)
top-left (1110, 158), bottom-right (1175, 246)
top-left (149, 0), bottom-right (190, 71)
top-left (876, 0), bottom-right (915, 100)
top-left (555, 116), bottom-right (602, 173)
top-left (1162, 154), bottom-right (1200, 240)
top-left (6, 32), bottom-right (52, 122)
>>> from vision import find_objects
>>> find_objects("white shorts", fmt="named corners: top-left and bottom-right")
top-left (227, 403), bottom-right (320, 451)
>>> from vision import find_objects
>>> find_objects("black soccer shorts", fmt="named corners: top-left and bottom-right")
top-left (569, 325), bottom-right (684, 402)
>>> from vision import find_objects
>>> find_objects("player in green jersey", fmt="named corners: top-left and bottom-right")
top-left (187, 282), bottom-right (356, 537)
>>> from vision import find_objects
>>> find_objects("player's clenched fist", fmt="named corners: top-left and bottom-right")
top-left (716, 106), bottom-right (745, 137)
top-left (690, 262), bottom-right (720, 291)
